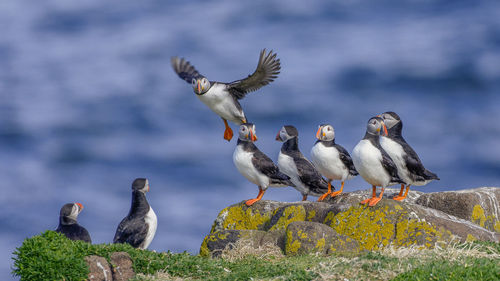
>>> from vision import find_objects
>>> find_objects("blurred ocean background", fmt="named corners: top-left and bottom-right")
top-left (1, 0), bottom-right (500, 279)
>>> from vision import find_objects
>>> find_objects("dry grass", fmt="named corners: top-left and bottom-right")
top-left (218, 237), bottom-right (285, 262)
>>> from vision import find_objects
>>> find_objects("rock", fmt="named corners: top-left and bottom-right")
top-left (85, 255), bottom-right (112, 281)
top-left (202, 187), bottom-right (500, 257)
top-left (324, 187), bottom-right (424, 205)
top-left (285, 221), bottom-right (359, 255)
top-left (110, 252), bottom-right (135, 281)
top-left (200, 229), bottom-right (267, 257)
top-left (415, 187), bottom-right (500, 233)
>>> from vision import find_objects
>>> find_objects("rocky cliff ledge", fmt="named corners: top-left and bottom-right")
top-left (201, 187), bottom-right (500, 257)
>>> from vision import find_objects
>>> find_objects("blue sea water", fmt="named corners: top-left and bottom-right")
top-left (1, 0), bottom-right (500, 279)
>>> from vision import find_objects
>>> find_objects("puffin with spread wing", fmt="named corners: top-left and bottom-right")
top-left (171, 49), bottom-right (281, 141)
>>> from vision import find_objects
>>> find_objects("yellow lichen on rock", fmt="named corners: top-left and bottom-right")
top-left (269, 205), bottom-right (307, 231)
top-left (471, 205), bottom-right (486, 228)
top-left (286, 229), bottom-right (301, 255)
top-left (211, 205), bottom-right (272, 233)
top-left (315, 237), bottom-right (326, 251)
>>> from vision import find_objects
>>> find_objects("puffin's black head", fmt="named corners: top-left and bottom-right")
top-left (276, 125), bottom-right (298, 142)
top-left (132, 178), bottom-right (150, 193)
top-left (316, 124), bottom-right (335, 141)
top-left (59, 202), bottom-right (83, 224)
top-left (238, 123), bottom-right (257, 142)
top-left (191, 77), bottom-right (211, 95)
top-left (379, 111), bottom-right (401, 130)
top-left (366, 117), bottom-right (388, 136)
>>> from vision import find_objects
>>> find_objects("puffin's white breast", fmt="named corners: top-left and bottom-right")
top-left (352, 139), bottom-right (391, 187)
top-left (141, 206), bottom-right (157, 250)
top-left (310, 143), bottom-right (348, 181)
top-left (278, 151), bottom-right (309, 195)
top-left (197, 83), bottom-right (244, 124)
top-left (233, 145), bottom-right (270, 188)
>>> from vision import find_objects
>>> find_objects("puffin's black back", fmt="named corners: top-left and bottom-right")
top-left (56, 203), bottom-right (92, 243)
top-left (113, 180), bottom-right (151, 248)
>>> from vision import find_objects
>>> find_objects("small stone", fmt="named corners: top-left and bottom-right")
top-left (85, 255), bottom-right (112, 281)
top-left (110, 252), bottom-right (135, 281)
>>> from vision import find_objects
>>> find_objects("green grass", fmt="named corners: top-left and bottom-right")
top-left (12, 231), bottom-right (500, 281)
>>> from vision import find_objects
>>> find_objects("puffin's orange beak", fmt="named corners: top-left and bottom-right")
top-left (76, 203), bottom-right (83, 210)
top-left (382, 122), bottom-right (388, 136)
top-left (197, 80), bottom-right (201, 93)
top-left (275, 131), bottom-right (281, 141)
top-left (250, 130), bottom-right (257, 141)
top-left (316, 127), bottom-right (322, 139)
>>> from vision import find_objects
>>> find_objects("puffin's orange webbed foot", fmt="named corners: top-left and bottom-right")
top-left (368, 197), bottom-right (382, 206)
top-left (360, 197), bottom-right (372, 205)
top-left (393, 185), bottom-right (410, 201)
top-left (245, 198), bottom-right (260, 206)
top-left (317, 192), bottom-right (331, 202)
top-left (223, 127), bottom-right (233, 141)
top-left (330, 181), bottom-right (344, 198)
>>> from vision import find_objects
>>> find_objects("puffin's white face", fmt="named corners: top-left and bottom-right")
top-left (143, 179), bottom-right (150, 193)
top-left (68, 203), bottom-right (83, 220)
top-left (238, 124), bottom-right (257, 141)
top-left (366, 118), bottom-right (387, 136)
top-left (316, 124), bottom-right (335, 141)
top-left (191, 77), bottom-right (211, 95)
top-left (380, 113), bottom-right (399, 129)
top-left (276, 127), bottom-right (291, 142)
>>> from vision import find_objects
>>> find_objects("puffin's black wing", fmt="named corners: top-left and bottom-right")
top-left (380, 149), bottom-right (405, 184)
top-left (296, 158), bottom-right (329, 192)
top-left (252, 150), bottom-right (288, 180)
top-left (113, 218), bottom-right (148, 248)
top-left (334, 144), bottom-right (358, 176)
top-left (227, 49), bottom-right (281, 99)
top-left (171, 57), bottom-right (204, 83)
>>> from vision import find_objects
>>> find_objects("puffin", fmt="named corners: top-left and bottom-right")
top-left (276, 125), bottom-right (330, 201)
top-left (171, 49), bottom-right (281, 141)
top-left (113, 178), bottom-right (157, 249)
top-left (352, 117), bottom-right (405, 206)
top-left (310, 124), bottom-right (358, 201)
top-left (233, 123), bottom-right (292, 206)
top-left (56, 202), bottom-right (91, 243)
top-left (379, 111), bottom-right (439, 201)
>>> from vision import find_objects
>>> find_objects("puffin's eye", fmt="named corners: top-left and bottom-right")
top-left (327, 127), bottom-right (331, 131)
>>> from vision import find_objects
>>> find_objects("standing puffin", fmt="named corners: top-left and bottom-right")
top-left (171, 49), bottom-right (281, 141)
top-left (56, 202), bottom-right (91, 243)
top-left (310, 124), bottom-right (358, 201)
top-left (352, 117), bottom-right (404, 206)
top-left (113, 178), bottom-right (157, 249)
top-left (233, 123), bottom-right (292, 206)
top-left (276, 125), bottom-right (329, 201)
top-left (379, 112), bottom-right (439, 201)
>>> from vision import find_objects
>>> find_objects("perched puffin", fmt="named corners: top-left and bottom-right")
top-left (310, 124), bottom-right (358, 201)
top-left (171, 49), bottom-right (281, 141)
top-left (379, 111), bottom-right (439, 201)
top-left (352, 117), bottom-right (404, 206)
top-left (56, 202), bottom-right (91, 243)
top-left (233, 123), bottom-right (292, 206)
top-left (113, 178), bottom-right (157, 249)
top-left (276, 125), bottom-right (329, 201)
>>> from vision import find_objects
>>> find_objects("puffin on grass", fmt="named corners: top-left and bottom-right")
top-left (276, 125), bottom-right (329, 201)
top-left (56, 202), bottom-right (91, 243)
top-left (113, 178), bottom-right (157, 249)
top-left (233, 123), bottom-right (292, 206)
top-left (171, 49), bottom-right (281, 141)
top-left (352, 117), bottom-right (404, 206)
top-left (310, 124), bottom-right (358, 201)
top-left (379, 112), bottom-right (439, 201)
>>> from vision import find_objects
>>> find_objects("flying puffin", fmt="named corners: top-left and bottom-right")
top-left (379, 111), bottom-right (439, 201)
top-left (352, 117), bottom-right (404, 206)
top-left (276, 125), bottom-right (329, 201)
top-left (113, 178), bottom-right (157, 249)
top-left (233, 123), bottom-right (292, 206)
top-left (56, 202), bottom-right (91, 243)
top-left (171, 49), bottom-right (281, 141)
top-left (310, 124), bottom-right (358, 201)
